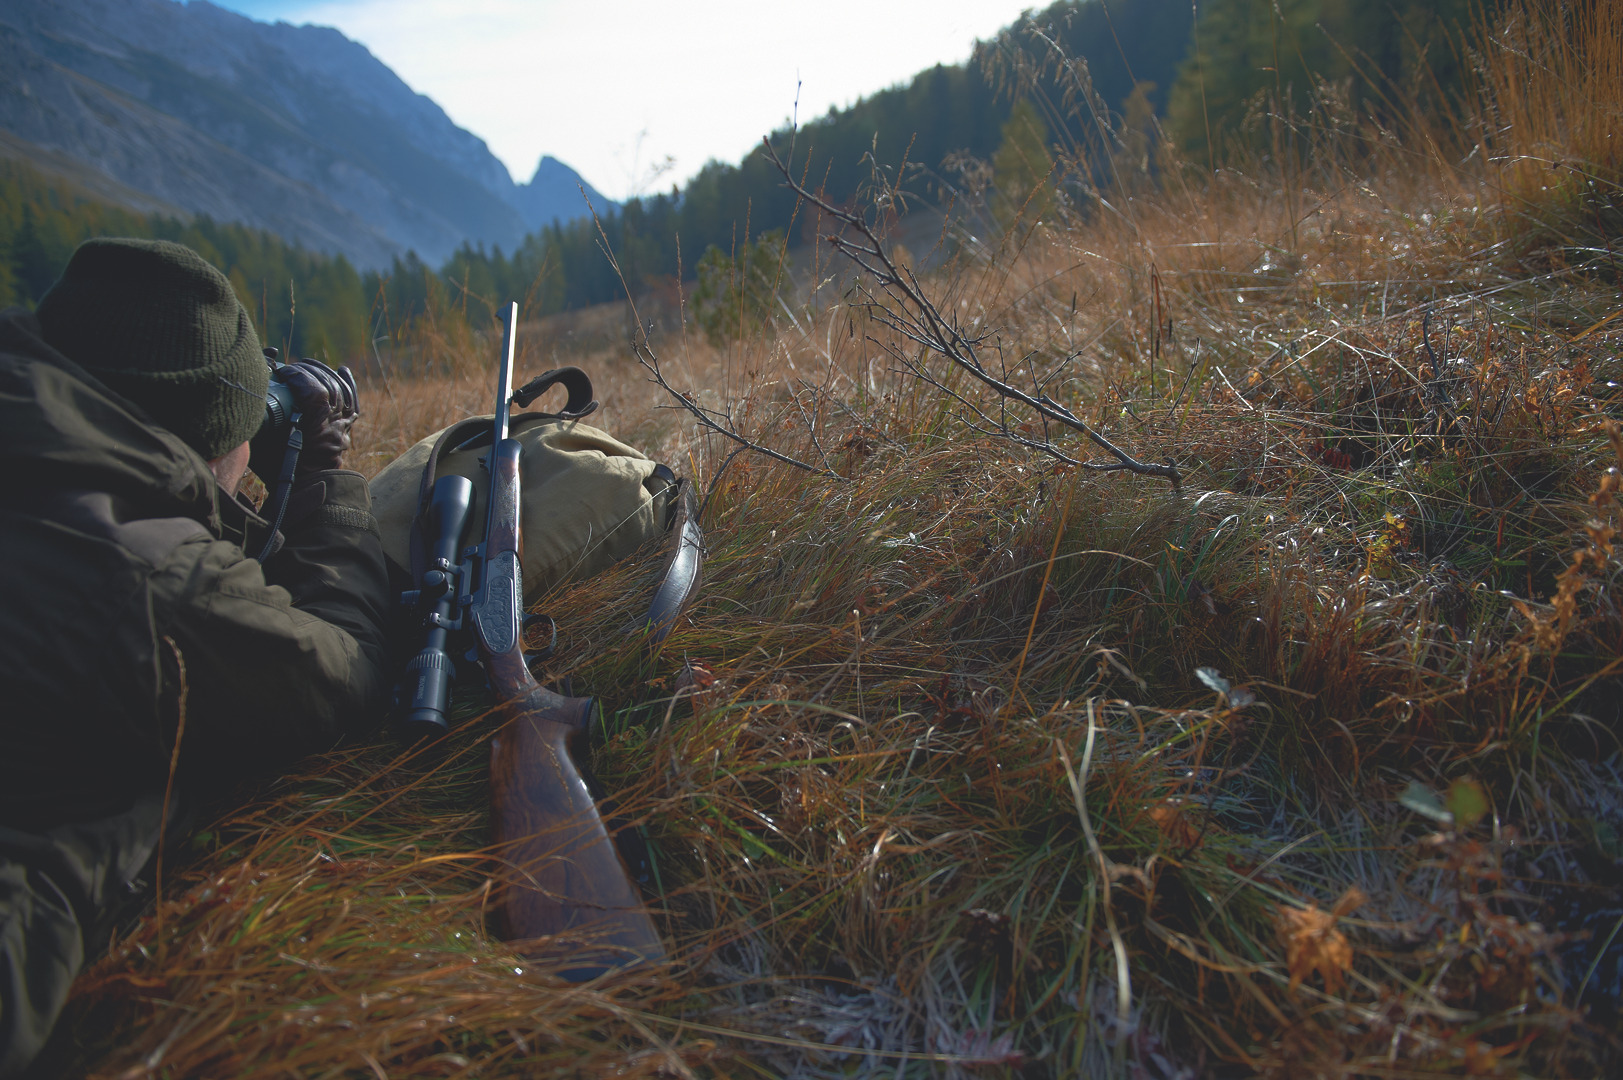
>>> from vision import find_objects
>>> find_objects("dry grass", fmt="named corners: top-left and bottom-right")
top-left (44, 2), bottom-right (1623, 1076)
top-left (1478, 0), bottom-right (1623, 248)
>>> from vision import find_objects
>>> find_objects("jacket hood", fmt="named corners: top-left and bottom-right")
top-left (0, 307), bottom-right (222, 522)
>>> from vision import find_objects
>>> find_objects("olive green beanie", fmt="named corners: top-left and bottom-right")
top-left (36, 238), bottom-right (269, 461)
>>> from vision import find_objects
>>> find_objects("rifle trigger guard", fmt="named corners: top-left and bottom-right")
top-left (522, 612), bottom-right (557, 668)
top-left (513, 367), bottom-right (598, 419)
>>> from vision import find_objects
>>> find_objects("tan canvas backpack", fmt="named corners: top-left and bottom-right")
top-left (369, 368), bottom-right (702, 643)
top-left (370, 413), bottom-right (680, 603)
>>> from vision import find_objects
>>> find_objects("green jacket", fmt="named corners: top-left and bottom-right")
top-left (0, 308), bottom-right (394, 830)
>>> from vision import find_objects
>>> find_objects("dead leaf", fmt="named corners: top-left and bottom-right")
top-left (1148, 800), bottom-right (1202, 850)
top-left (1275, 886), bottom-right (1366, 994)
top-left (673, 660), bottom-right (715, 696)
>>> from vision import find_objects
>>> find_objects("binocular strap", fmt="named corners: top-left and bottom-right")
top-left (254, 414), bottom-right (304, 563)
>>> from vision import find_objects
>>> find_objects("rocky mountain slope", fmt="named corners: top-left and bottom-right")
top-left (0, 0), bottom-right (613, 267)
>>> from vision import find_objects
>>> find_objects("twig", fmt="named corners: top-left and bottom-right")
top-left (790, 382), bottom-right (837, 474)
top-left (631, 336), bottom-right (844, 482)
top-left (762, 139), bottom-right (1181, 489)
top-left (582, 186), bottom-right (844, 487)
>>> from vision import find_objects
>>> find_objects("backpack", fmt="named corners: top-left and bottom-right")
top-left (368, 369), bottom-right (701, 637)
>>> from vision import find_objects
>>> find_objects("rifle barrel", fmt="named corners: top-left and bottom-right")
top-left (492, 301), bottom-right (517, 447)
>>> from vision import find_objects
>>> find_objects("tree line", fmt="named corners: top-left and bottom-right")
top-left (391, 0), bottom-right (1203, 326)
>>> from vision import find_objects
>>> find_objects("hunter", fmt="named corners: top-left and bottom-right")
top-left (0, 238), bottom-right (392, 1075)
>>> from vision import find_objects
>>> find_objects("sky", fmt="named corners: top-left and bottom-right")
top-left (213, 0), bottom-right (1040, 202)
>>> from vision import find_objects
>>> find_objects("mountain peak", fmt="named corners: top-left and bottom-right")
top-left (514, 156), bottom-right (616, 232)
top-left (0, 0), bottom-right (606, 266)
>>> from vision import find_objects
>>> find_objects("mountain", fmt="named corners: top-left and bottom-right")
top-left (0, 0), bottom-right (614, 267)
top-left (516, 156), bottom-right (617, 233)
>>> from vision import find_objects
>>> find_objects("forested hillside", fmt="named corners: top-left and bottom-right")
top-left (404, 0), bottom-right (1203, 321)
top-left (1166, 0), bottom-right (1486, 159)
top-left (392, 0), bottom-right (1498, 323)
top-left (0, 160), bottom-right (370, 361)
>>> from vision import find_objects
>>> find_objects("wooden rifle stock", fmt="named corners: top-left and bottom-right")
top-left (473, 438), bottom-right (665, 976)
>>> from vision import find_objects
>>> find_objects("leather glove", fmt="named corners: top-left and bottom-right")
top-left (278, 358), bottom-right (359, 475)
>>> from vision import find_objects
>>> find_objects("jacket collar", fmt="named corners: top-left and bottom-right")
top-left (215, 485), bottom-right (283, 558)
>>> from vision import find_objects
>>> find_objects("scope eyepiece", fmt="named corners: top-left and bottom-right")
top-left (401, 645), bottom-right (456, 738)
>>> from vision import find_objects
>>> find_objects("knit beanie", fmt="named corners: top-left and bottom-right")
top-left (36, 238), bottom-right (269, 461)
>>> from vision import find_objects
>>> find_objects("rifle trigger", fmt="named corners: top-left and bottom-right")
top-left (521, 612), bottom-right (557, 664)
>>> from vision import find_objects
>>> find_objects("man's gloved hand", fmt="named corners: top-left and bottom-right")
top-left (278, 358), bottom-right (359, 474)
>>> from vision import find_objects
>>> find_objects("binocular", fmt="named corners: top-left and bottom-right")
top-left (248, 348), bottom-right (299, 484)
top-left (252, 347), bottom-right (361, 473)
top-left (257, 348), bottom-right (298, 446)
top-left (253, 347), bottom-right (359, 453)
top-left (243, 348), bottom-right (358, 562)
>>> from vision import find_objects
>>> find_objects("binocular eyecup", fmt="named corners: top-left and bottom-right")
top-left (249, 349), bottom-right (299, 484)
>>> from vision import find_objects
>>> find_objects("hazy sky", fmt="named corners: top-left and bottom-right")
top-left (213, 0), bottom-right (1038, 202)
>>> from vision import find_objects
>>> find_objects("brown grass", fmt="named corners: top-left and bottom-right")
top-left (43, 1), bottom-right (1623, 1076)
top-left (1478, 0), bottom-right (1623, 241)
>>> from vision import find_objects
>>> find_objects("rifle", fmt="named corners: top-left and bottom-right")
top-left (399, 302), bottom-right (665, 978)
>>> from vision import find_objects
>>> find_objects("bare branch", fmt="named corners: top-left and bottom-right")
top-left (790, 383), bottom-right (838, 474)
top-left (762, 138), bottom-right (1181, 490)
top-left (631, 332), bottom-right (845, 482)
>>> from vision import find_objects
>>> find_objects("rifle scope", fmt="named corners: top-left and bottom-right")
top-left (401, 474), bottom-right (476, 739)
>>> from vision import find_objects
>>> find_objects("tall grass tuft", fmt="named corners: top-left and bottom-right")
top-left (1479, 0), bottom-right (1623, 260)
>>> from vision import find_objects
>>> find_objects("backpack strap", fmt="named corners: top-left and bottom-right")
top-left (405, 368), bottom-right (598, 581)
top-left (513, 367), bottom-right (598, 419)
